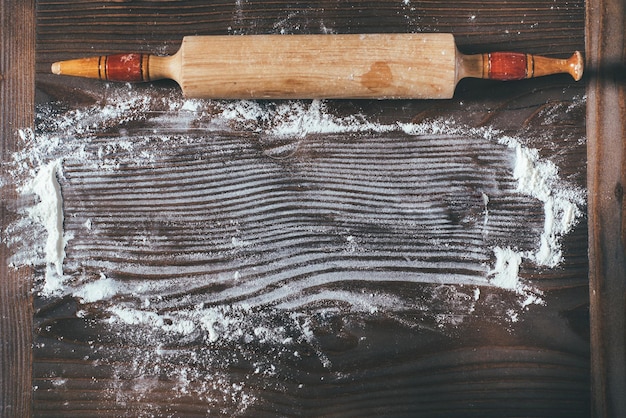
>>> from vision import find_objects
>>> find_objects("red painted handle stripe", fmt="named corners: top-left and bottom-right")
top-left (487, 52), bottom-right (531, 81)
top-left (101, 53), bottom-right (147, 82)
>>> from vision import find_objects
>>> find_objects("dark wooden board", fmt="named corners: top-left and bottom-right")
top-left (2, 0), bottom-right (598, 417)
top-left (0, 1), bottom-right (35, 417)
top-left (586, 0), bottom-right (626, 416)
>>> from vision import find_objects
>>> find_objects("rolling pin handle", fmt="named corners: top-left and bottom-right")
top-left (482, 51), bottom-right (584, 81)
top-left (51, 53), bottom-right (151, 82)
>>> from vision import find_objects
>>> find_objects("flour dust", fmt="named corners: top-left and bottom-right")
top-left (4, 91), bottom-right (586, 415)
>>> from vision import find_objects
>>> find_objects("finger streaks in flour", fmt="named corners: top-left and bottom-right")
top-left (6, 93), bottom-right (585, 414)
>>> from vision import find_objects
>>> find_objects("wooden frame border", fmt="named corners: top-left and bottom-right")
top-left (0, 1), bottom-right (36, 416)
top-left (586, 0), bottom-right (626, 416)
top-left (1, 0), bottom-right (624, 416)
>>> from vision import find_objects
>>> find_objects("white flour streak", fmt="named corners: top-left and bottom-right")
top-left (20, 158), bottom-right (67, 296)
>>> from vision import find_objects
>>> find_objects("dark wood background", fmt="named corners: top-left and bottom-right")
top-left (1, 0), bottom-right (36, 416)
top-left (586, 0), bottom-right (626, 416)
top-left (1, 0), bottom-right (623, 417)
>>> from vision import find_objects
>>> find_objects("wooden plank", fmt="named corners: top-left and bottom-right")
top-left (29, 1), bottom-right (590, 416)
top-left (586, 0), bottom-right (626, 416)
top-left (0, 0), bottom-right (36, 417)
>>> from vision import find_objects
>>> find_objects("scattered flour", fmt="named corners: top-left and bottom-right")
top-left (500, 138), bottom-right (584, 269)
top-left (6, 95), bottom-right (586, 308)
top-left (5, 92), bottom-right (586, 414)
top-left (476, 135), bottom-right (585, 295)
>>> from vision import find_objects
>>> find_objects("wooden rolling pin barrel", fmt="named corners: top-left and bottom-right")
top-left (51, 34), bottom-right (583, 99)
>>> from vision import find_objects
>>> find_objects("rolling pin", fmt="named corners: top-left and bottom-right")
top-left (51, 34), bottom-right (583, 99)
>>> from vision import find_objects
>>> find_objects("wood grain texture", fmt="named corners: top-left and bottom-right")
top-left (586, 0), bottom-right (626, 416)
top-left (0, 1), bottom-right (35, 417)
top-left (29, 0), bottom-right (590, 416)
